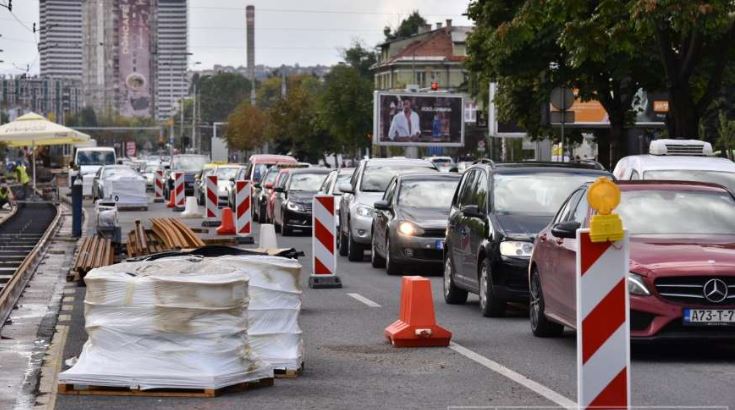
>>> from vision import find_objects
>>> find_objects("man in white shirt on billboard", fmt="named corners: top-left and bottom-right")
top-left (387, 98), bottom-right (421, 142)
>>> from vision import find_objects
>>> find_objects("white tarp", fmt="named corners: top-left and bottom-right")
top-left (103, 174), bottom-right (148, 207)
top-left (58, 257), bottom-right (273, 390)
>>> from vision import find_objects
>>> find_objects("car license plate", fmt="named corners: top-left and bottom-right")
top-left (684, 309), bottom-right (735, 325)
top-left (435, 240), bottom-right (444, 250)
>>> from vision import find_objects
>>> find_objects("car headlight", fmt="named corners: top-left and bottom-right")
top-left (356, 205), bottom-right (373, 217)
top-left (287, 201), bottom-right (306, 212)
top-left (398, 221), bottom-right (424, 236)
top-left (499, 241), bottom-right (534, 257)
top-left (627, 272), bottom-right (651, 296)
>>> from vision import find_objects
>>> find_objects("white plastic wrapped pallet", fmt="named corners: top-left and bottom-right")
top-left (58, 257), bottom-right (273, 390)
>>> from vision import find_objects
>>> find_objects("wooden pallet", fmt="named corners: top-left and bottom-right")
top-left (274, 363), bottom-right (304, 379)
top-left (58, 377), bottom-right (274, 398)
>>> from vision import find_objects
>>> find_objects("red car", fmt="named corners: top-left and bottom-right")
top-left (529, 181), bottom-right (735, 340)
top-left (266, 169), bottom-right (293, 223)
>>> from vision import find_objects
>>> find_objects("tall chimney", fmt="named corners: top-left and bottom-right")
top-left (246, 5), bottom-right (255, 106)
top-left (436, 22), bottom-right (443, 30)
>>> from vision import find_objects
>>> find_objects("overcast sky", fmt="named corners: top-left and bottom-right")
top-left (0, 0), bottom-right (472, 76)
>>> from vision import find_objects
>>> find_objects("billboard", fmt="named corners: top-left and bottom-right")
top-left (118, 0), bottom-right (153, 118)
top-left (374, 92), bottom-right (464, 147)
top-left (549, 89), bottom-right (668, 127)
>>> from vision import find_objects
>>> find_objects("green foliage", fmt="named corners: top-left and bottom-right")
top-left (342, 40), bottom-right (377, 78)
top-left (716, 111), bottom-right (735, 159)
top-left (197, 73), bottom-right (252, 124)
top-left (384, 11), bottom-right (427, 41)
top-left (224, 102), bottom-right (267, 151)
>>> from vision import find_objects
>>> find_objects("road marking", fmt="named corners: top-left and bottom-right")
top-left (347, 293), bottom-right (381, 308)
top-left (449, 342), bottom-right (576, 409)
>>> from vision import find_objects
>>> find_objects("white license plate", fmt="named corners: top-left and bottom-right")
top-left (684, 309), bottom-right (735, 325)
top-left (435, 240), bottom-right (444, 250)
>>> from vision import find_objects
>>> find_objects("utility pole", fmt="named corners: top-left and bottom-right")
top-left (191, 80), bottom-right (196, 153)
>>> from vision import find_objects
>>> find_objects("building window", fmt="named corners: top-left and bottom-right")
top-left (415, 71), bottom-right (426, 87)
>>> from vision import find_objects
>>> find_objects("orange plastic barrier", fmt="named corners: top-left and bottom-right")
top-left (216, 207), bottom-right (236, 235)
top-left (385, 276), bottom-right (452, 347)
top-left (166, 191), bottom-right (176, 208)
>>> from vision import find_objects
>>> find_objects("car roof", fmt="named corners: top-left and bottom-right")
top-left (483, 163), bottom-right (611, 176)
top-left (615, 180), bottom-right (732, 193)
top-left (617, 155), bottom-right (735, 173)
top-left (248, 154), bottom-right (297, 164)
top-left (289, 168), bottom-right (330, 174)
top-left (399, 172), bottom-right (461, 181)
top-left (364, 158), bottom-right (434, 167)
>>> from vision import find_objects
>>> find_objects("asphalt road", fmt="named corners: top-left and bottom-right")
top-left (55, 203), bottom-right (735, 409)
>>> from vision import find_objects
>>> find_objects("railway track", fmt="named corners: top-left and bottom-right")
top-left (0, 203), bottom-right (60, 329)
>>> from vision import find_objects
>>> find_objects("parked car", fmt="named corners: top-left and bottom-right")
top-left (442, 162), bottom-right (610, 317)
top-left (613, 139), bottom-right (735, 191)
top-left (319, 167), bottom-right (355, 243)
top-left (164, 154), bottom-right (209, 198)
top-left (273, 168), bottom-right (330, 235)
top-left (530, 180), bottom-right (735, 339)
top-left (253, 163), bottom-right (309, 221)
top-left (214, 164), bottom-right (246, 207)
top-left (70, 146), bottom-right (117, 197)
top-left (91, 165), bottom-right (148, 209)
top-left (243, 154), bottom-right (298, 185)
top-left (425, 156), bottom-right (457, 173)
top-left (338, 158), bottom-right (438, 261)
top-left (371, 172), bottom-right (461, 275)
top-left (267, 168), bottom-right (292, 223)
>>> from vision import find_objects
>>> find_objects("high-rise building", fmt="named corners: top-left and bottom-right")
top-left (39, 0), bottom-right (84, 80)
top-left (82, 0), bottom-right (121, 117)
top-left (154, 0), bottom-right (188, 121)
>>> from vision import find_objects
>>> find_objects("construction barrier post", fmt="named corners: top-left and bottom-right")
top-left (576, 177), bottom-right (630, 409)
top-left (154, 169), bottom-right (164, 203)
top-left (235, 180), bottom-right (255, 244)
top-left (173, 172), bottom-right (185, 211)
top-left (385, 276), bottom-right (451, 347)
top-left (309, 195), bottom-right (342, 289)
top-left (202, 174), bottom-right (220, 227)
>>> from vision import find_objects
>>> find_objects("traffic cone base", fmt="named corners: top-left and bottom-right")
top-left (216, 207), bottom-right (236, 235)
top-left (385, 276), bottom-right (452, 347)
top-left (166, 191), bottom-right (176, 208)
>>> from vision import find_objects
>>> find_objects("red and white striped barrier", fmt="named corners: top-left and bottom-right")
top-left (154, 169), bottom-right (164, 202)
top-left (173, 172), bottom-right (185, 210)
top-left (235, 180), bottom-right (252, 236)
top-left (205, 175), bottom-right (220, 224)
top-left (576, 229), bottom-right (630, 409)
top-left (309, 195), bottom-right (342, 288)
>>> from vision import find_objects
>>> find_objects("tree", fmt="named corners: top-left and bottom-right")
top-left (383, 11), bottom-right (427, 41)
top-left (197, 72), bottom-right (252, 124)
top-left (342, 40), bottom-right (377, 78)
top-left (318, 64), bottom-right (374, 155)
top-left (716, 111), bottom-right (735, 159)
top-left (466, 0), bottom-right (662, 165)
top-left (632, 1), bottom-right (735, 138)
top-left (224, 102), bottom-right (267, 151)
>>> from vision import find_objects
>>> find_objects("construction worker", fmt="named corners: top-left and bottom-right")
top-left (11, 161), bottom-right (30, 200)
top-left (0, 178), bottom-right (13, 210)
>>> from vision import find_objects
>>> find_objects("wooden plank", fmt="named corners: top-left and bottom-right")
top-left (57, 377), bottom-right (273, 398)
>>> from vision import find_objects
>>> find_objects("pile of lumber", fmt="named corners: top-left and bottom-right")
top-left (127, 218), bottom-right (205, 257)
top-left (70, 235), bottom-right (115, 280)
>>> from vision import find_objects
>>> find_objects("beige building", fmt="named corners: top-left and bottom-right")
top-left (372, 20), bottom-right (471, 91)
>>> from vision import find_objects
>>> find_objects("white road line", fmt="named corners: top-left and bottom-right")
top-left (347, 292), bottom-right (382, 307)
top-left (449, 342), bottom-right (577, 409)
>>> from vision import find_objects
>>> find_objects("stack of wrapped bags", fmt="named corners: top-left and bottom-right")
top-left (59, 255), bottom-right (303, 390)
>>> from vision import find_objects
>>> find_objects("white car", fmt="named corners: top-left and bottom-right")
top-left (424, 156), bottom-right (456, 173)
top-left (70, 146), bottom-right (117, 197)
top-left (613, 139), bottom-right (735, 191)
top-left (319, 167), bottom-right (355, 243)
top-left (92, 165), bottom-right (148, 209)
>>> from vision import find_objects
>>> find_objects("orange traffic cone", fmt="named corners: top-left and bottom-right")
top-left (216, 207), bottom-right (236, 235)
top-left (385, 276), bottom-right (452, 347)
top-left (166, 191), bottom-right (176, 208)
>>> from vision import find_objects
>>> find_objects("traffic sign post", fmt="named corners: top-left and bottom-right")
top-left (309, 195), bottom-right (342, 289)
top-left (576, 178), bottom-right (630, 409)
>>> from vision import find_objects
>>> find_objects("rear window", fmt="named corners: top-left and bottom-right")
top-left (77, 150), bottom-right (115, 166)
top-left (644, 170), bottom-right (735, 193)
top-left (360, 164), bottom-right (435, 192)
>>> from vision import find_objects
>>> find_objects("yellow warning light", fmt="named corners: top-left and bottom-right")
top-left (587, 177), bottom-right (624, 242)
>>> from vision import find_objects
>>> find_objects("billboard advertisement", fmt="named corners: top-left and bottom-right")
top-left (118, 0), bottom-right (153, 118)
top-left (374, 92), bottom-right (464, 147)
top-left (549, 89), bottom-right (668, 127)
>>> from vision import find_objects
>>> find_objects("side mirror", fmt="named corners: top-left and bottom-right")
top-left (338, 182), bottom-right (353, 194)
top-left (254, 183), bottom-right (262, 189)
top-left (551, 221), bottom-right (581, 239)
top-left (374, 200), bottom-right (390, 211)
top-left (460, 204), bottom-right (483, 218)
top-left (265, 182), bottom-right (273, 189)
top-left (450, 167), bottom-right (459, 173)
top-left (275, 187), bottom-right (284, 193)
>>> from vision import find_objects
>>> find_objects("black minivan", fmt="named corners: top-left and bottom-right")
top-left (442, 161), bottom-right (610, 317)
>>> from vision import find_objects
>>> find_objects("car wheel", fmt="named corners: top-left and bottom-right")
top-left (385, 237), bottom-right (402, 276)
top-left (479, 258), bottom-right (506, 317)
top-left (347, 222), bottom-right (364, 262)
top-left (371, 232), bottom-right (386, 268)
top-left (443, 256), bottom-right (468, 304)
top-left (529, 269), bottom-right (564, 337)
top-left (282, 222), bottom-right (292, 236)
top-left (339, 226), bottom-right (349, 257)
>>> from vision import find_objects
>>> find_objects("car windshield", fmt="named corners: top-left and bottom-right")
top-left (172, 156), bottom-right (208, 172)
top-left (289, 173), bottom-right (327, 191)
top-left (616, 189), bottom-right (735, 235)
top-left (263, 170), bottom-right (279, 185)
top-left (361, 165), bottom-right (435, 192)
top-left (644, 170), bottom-right (735, 192)
top-left (253, 164), bottom-right (269, 183)
top-left (432, 158), bottom-right (452, 164)
top-left (77, 151), bottom-right (115, 166)
top-left (494, 173), bottom-right (600, 215)
top-left (216, 167), bottom-right (239, 180)
top-left (398, 180), bottom-right (458, 209)
top-left (334, 174), bottom-right (352, 194)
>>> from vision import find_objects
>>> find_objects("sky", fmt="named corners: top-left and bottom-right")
top-left (0, 0), bottom-right (473, 76)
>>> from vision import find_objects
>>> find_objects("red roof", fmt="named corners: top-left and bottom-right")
top-left (383, 28), bottom-right (465, 65)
